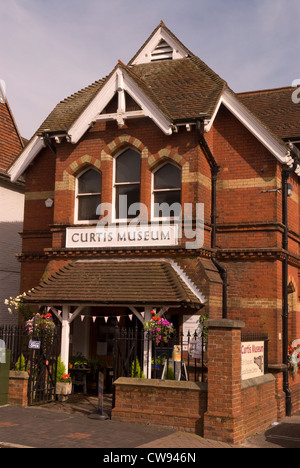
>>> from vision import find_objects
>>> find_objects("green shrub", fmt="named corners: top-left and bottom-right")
top-left (15, 354), bottom-right (27, 371)
top-left (165, 364), bottom-right (175, 380)
top-left (130, 358), bottom-right (146, 378)
top-left (56, 355), bottom-right (69, 382)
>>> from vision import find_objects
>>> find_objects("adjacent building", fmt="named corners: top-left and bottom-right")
top-left (0, 80), bottom-right (25, 325)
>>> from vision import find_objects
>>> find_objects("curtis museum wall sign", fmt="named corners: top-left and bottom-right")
top-left (66, 225), bottom-right (179, 249)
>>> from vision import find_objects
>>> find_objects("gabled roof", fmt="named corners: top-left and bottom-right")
top-left (130, 56), bottom-right (226, 122)
top-left (128, 20), bottom-right (194, 65)
top-left (8, 22), bottom-right (298, 182)
top-left (23, 259), bottom-right (205, 308)
top-left (0, 81), bottom-right (24, 177)
top-left (237, 87), bottom-right (300, 141)
top-left (36, 76), bottom-right (108, 136)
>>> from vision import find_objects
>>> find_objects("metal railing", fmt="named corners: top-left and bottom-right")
top-left (0, 325), bottom-right (29, 370)
top-left (113, 326), bottom-right (207, 383)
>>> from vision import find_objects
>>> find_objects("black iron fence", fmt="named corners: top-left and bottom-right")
top-left (113, 326), bottom-right (207, 384)
top-left (0, 324), bottom-right (61, 405)
top-left (0, 325), bottom-right (29, 370)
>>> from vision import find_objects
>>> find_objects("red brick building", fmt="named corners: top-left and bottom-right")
top-left (8, 23), bottom-right (300, 416)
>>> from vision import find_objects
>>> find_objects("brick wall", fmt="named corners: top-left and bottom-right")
top-left (204, 319), bottom-right (278, 445)
top-left (112, 378), bottom-right (207, 435)
top-left (112, 320), bottom-right (279, 445)
top-left (8, 371), bottom-right (29, 406)
top-left (242, 376), bottom-right (278, 440)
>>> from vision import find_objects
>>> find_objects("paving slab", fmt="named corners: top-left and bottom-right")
top-left (0, 396), bottom-right (234, 449)
top-left (0, 395), bottom-right (299, 449)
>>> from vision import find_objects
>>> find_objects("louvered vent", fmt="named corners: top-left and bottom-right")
top-left (151, 40), bottom-right (173, 62)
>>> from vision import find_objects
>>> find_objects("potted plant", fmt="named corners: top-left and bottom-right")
top-left (56, 356), bottom-right (72, 400)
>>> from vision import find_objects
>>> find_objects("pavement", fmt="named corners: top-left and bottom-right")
top-left (0, 394), bottom-right (299, 449)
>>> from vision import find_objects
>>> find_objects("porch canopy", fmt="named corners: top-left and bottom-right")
top-left (23, 259), bottom-right (206, 369)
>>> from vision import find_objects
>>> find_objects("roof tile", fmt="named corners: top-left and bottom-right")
top-left (24, 260), bottom-right (203, 307)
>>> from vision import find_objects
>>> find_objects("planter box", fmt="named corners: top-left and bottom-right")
top-left (56, 382), bottom-right (72, 401)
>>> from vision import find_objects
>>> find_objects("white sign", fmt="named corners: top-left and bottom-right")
top-left (66, 224), bottom-right (178, 249)
top-left (241, 341), bottom-right (264, 380)
top-left (182, 315), bottom-right (202, 351)
top-left (29, 340), bottom-right (41, 349)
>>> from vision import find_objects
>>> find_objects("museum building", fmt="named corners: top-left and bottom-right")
top-left (8, 22), bottom-right (300, 415)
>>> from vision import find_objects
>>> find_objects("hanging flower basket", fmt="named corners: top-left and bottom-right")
top-left (143, 310), bottom-right (175, 344)
top-left (25, 312), bottom-right (55, 338)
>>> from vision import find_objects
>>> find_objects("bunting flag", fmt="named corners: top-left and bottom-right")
top-left (67, 311), bottom-right (147, 323)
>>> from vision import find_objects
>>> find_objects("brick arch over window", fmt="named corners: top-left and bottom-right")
top-left (55, 155), bottom-right (101, 193)
top-left (148, 148), bottom-right (187, 170)
top-left (66, 154), bottom-right (101, 177)
top-left (101, 134), bottom-right (148, 160)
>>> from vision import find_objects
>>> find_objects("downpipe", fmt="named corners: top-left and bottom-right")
top-left (196, 121), bottom-right (228, 319)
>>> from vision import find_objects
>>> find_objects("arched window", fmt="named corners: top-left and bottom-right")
top-left (153, 163), bottom-right (181, 218)
top-left (114, 149), bottom-right (141, 219)
top-left (76, 168), bottom-right (102, 222)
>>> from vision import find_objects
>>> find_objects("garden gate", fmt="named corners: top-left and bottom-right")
top-left (27, 326), bottom-right (60, 406)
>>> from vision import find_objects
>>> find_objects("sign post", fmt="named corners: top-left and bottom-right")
top-left (88, 371), bottom-right (109, 420)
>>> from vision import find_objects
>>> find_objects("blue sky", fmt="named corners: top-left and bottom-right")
top-left (1, 0), bottom-right (300, 139)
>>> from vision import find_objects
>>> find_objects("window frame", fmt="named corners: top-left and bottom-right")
top-left (74, 167), bottom-right (102, 224)
top-left (113, 148), bottom-right (141, 222)
top-left (151, 161), bottom-right (182, 221)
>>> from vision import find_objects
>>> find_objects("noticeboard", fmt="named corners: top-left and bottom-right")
top-left (241, 341), bottom-right (264, 380)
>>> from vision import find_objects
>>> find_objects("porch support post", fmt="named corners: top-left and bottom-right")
top-left (143, 306), bottom-right (152, 379)
top-left (61, 305), bottom-right (71, 371)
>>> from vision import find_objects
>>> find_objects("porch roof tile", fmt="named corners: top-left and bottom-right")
top-left (23, 260), bottom-right (204, 308)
